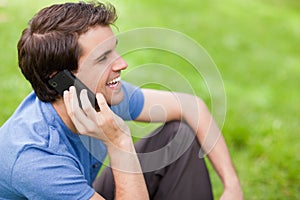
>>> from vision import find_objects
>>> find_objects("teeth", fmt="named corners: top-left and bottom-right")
top-left (106, 76), bottom-right (121, 85)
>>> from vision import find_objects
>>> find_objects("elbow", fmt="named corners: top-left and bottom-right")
top-left (177, 93), bottom-right (209, 117)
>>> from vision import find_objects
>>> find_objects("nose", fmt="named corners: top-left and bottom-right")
top-left (111, 54), bottom-right (128, 72)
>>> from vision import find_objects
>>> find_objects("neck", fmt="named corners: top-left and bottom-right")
top-left (52, 99), bottom-right (77, 133)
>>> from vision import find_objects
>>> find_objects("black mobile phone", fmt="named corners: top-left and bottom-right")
top-left (48, 70), bottom-right (99, 110)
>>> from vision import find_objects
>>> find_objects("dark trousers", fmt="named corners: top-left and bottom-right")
top-left (93, 121), bottom-right (213, 200)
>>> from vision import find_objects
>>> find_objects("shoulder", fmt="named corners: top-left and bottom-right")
top-left (11, 147), bottom-right (94, 199)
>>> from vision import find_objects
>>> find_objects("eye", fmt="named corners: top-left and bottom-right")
top-left (97, 55), bottom-right (107, 62)
top-left (96, 50), bottom-right (112, 63)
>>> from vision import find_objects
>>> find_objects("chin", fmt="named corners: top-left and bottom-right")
top-left (108, 91), bottom-right (124, 106)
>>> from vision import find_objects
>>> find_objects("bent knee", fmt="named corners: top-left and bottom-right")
top-left (164, 120), bottom-right (195, 138)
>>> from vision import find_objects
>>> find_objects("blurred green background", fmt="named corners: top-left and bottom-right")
top-left (0, 0), bottom-right (299, 199)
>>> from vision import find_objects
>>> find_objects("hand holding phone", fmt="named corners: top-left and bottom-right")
top-left (55, 72), bottom-right (131, 149)
top-left (48, 70), bottom-right (99, 110)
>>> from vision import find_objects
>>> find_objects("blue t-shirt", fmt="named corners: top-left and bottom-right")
top-left (0, 81), bottom-right (144, 200)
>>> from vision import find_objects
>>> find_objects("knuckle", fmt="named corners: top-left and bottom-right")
top-left (99, 101), bottom-right (106, 108)
top-left (76, 126), bottom-right (85, 134)
top-left (67, 110), bottom-right (75, 118)
top-left (105, 114), bottom-right (115, 125)
top-left (96, 117), bottom-right (104, 127)
top-left (67, 107), bottom-right (81, 118)
top-left (82, 105), bottom-right (92, 113)
top-left (106, 116), bottom-right (115, 124)
top-left (78, 125), bottom-right (92, 135)
top-left (72, 108), bottom-right (81, 116)
top-left (85, 127), bottom-right (93, 134)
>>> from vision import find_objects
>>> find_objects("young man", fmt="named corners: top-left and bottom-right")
top-left (0, 1), bottom-right (243, 199)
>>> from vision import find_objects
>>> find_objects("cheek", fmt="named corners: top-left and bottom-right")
top-left (77, 66), bottom-right (109, 93)
top-left (80, 73), bottom-right (100, 93)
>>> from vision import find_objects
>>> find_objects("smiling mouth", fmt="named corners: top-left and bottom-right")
top-left (106, 76), bottom-right (121, 88)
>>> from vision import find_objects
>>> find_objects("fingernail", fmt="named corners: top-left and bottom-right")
top-left (69, 86), bottom-right (76, 92)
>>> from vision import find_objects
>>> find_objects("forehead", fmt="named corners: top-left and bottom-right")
top-left (78, 25), bottom-right (116, 58)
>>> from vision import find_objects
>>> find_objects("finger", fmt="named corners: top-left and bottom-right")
top-left (96, 93), bottom-right (110, 113)
top-left (69, 86), bottom-right (83, 116)
top-left (63, 88), bottom-right (81, 120)
top-left (63, 90), bottom-right (71, 115)
top-left (64, 86), bottom-right (94, 133)
top-left (69, 86), bottom-right (80, 112)
top-left (80, 89), bottom-right (98, 121)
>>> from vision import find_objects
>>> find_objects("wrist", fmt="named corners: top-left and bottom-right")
top-left (106, 135), bottom-right (142, 173)
top-left (106, 134), bottom-right (134, 154)
top-left (223, 175), bottom-right (242, 190)
top-left (222, 176), bottom-right (244, 200)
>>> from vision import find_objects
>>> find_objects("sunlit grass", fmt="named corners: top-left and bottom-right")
top-left (0, 0), bottom-right (299, 199)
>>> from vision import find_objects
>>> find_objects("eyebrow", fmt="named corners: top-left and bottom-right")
top-left (94, 39), bottom-right (118, 63)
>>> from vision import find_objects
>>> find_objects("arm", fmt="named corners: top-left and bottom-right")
top-left (64, 87), bottom-right (149, 200)
top-left (135, 88), bottom-right (243, 199)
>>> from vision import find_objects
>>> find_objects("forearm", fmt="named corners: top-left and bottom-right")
top-left (63, 89), bottom-right (149, 200)
top-left (107, 136), bottom-right (149, 200)
top-left (137, 89), bottom-right (242, 198)
top-left (206, 132), bottom-right (241, 188)
top-left (180, 94), bottom-right (241, 188)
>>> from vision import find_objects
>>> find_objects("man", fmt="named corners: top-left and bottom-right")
top-left (0, 1), bottom-right (243, 199)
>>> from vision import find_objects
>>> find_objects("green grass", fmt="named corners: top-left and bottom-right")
top-left (1, 0), bottom-right (299, 199)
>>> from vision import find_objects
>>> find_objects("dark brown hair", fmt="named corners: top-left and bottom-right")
top-left (17, 1), bottom-right (117, 102)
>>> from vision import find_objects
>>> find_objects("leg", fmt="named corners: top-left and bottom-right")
top-left (93, 121), bottom-right (213, 200)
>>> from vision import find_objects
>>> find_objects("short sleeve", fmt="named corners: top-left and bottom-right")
top-left (11, 147), bottom-right (95, 200)
top-left (111, 81), bottom-right (144, 120)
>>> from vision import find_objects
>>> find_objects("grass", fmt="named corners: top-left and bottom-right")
top-left (1, 0), bottom-right (299, 199)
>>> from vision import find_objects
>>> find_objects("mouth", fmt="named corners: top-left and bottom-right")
top-left (106, 76), bottom-right (121, 88)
